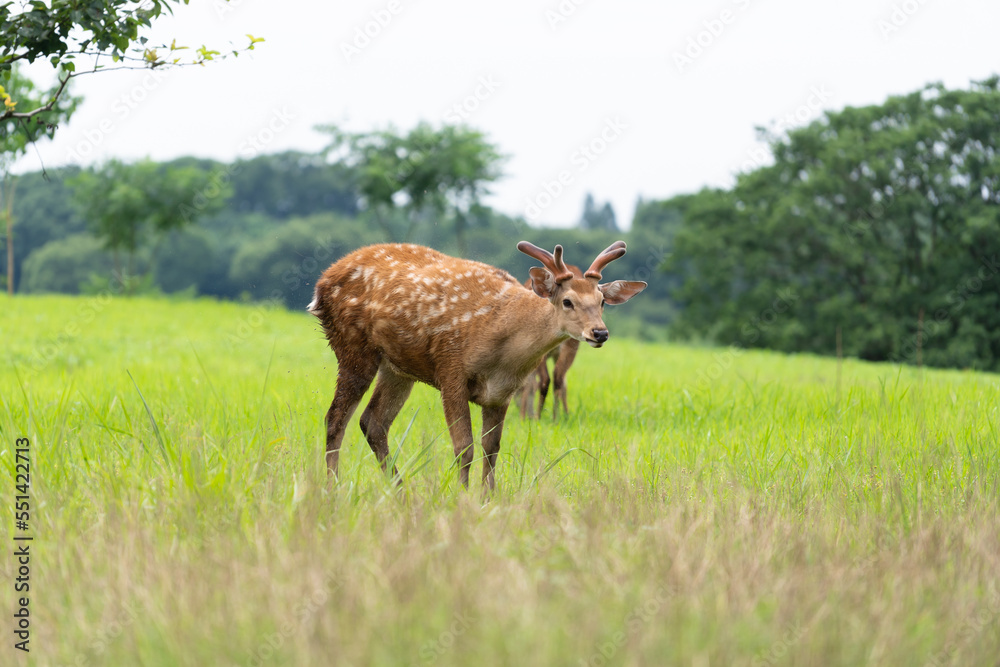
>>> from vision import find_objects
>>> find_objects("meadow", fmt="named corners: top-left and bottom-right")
top-left (2, 294), bottom-right (998, 666)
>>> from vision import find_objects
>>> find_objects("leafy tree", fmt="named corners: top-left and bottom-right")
top-left (3, 154), bottom-right (360, 299)
top-left (614, 195), bottom-right (689, 336)
top-left (72, 159), bottom-right (231, 290)
top-left (20, 233), bottom-right (110, 294)
top-left (0, 66), bottom-right (79, 293)
top-left (153, 227), bottom-right (221, 295)
top-left (226, 151), bottom-right (359, 219)
top-left (1, 0), bottom-right (262, 123)
top-left (4, 166), bottom-right (87, 289)
top-left (228, 213), bottom-right (380, 307)
top-left (668, 78), bottom-right (1000, 371)
top-left (319, 122), bottom-right (504, 252)
top-left (578, 192), bottom-right (619, 232)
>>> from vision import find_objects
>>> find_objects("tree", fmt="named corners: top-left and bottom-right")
top-left (578, 192), bottom-right (619, 232)
top-left (72, 159), bottom-right (231, 291)
top-left (20, 233), bottom-right (110, 294)
top-left (228, 213), bottom-right (379, 307)
top-left (3, 166), bottom-right (87, 290)
top-left (319, 122), bottom-right (505, 252)
top-left (667, 78), bottom-right (1000, 371)
top-left (226, 151), bottom-right (359, 219)
top-left (1, 1), bottom-right (262, 125)
top-left (1, 66), bottom-right (79, 293)
top-left (153, 227), bottom-right (219, 295)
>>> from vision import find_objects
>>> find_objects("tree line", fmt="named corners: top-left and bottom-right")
top-left (2, 140), bottom-right (666, 336)
top-left (665, 77), bottom-right (1000, 372)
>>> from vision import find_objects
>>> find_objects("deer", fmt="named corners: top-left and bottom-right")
top-left (517, 265), bottom-right (583, 420)
top-left (308, 240), bottom-right (646, 490)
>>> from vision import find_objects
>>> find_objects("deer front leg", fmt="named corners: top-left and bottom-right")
top-left (536, 361), bottom-right (551, 418)
top-left (481, 403), bottom-right (508, 493)
top-left (441, 385), bottom-right (475, 488)
top-left (552, 339), bottom-right (578, 419)
top-left (517, 376), bottom-right (536, 418)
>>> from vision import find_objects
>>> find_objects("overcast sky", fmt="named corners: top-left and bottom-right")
top-left (14, 0), bottom-right (1000, 229)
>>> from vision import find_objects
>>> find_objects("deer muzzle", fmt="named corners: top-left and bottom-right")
top-left (586, 328), bottom-right (610, 348)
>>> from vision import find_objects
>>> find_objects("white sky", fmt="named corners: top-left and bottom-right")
top-left (14, 0), bottom-right (1000, 228)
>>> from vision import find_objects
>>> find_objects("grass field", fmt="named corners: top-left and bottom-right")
top-left (2, 293), bottom-right (999, 666)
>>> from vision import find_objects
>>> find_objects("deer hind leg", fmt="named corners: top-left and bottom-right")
top-left (325, 351), bottom-right (379, 476)
top-left (552, 339), bottom-right (579, 420)
top-left (441, 384), bottom-right (475, 488)
top-left (481, 403), bottom-right (509, 494)
top-left (358, 365), bottom-right (414, 481)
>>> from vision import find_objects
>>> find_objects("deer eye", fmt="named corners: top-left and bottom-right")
top-left (562, 299), bottom-right (574, 309)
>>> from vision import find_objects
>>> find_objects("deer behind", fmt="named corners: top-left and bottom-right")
top-left (309, 241), bottom-right (646, 490)
top-left (518, 265), bottom-right (583, 420)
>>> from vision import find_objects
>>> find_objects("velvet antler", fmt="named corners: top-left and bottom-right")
top-left (584, 241), bottom-right (627, 280)
top-left (516, 241), bottom-right (575, 283)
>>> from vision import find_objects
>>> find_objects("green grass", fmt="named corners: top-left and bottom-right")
top-left (2, 293), bottom-right (999, 666)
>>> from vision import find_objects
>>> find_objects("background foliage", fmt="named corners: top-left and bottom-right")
top-left (4, 79), bottom-right (1000, 370)
top-left (667, 78), bottom-right (1000, 371)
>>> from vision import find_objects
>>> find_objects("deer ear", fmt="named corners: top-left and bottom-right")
top-left (600, 280), bottom-right (647, 305)
top-left (528, 267), bottom-right (556, 298)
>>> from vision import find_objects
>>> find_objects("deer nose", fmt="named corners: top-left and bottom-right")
top-left (592, 328), bottom-right (609, 343)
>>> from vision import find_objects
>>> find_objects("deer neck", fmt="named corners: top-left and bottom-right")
top-left (502, 296), bottom-right (570, 371)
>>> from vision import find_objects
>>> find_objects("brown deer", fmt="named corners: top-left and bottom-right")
top-left (517, 265), bottom-right (583, 420)
top-left (309, 240), bottom-right (646, 490)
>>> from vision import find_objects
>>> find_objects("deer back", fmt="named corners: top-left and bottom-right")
top-left (310, 243), bottom-right (561, 391)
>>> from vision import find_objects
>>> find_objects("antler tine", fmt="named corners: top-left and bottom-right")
top-left (517, 241), bottom-right (574, 283)
top-left (550, 245), bottom-right (574, 283)
top-left (584, 241), bottom-right (628, 280)
top-left (517, 241), bottom-right (554, 266)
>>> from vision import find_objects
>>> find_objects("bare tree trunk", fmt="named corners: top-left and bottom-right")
top-left (127, 244), bottom-right (136, 296)
top-left (3, 175), bottom-right (15, 295)
top-left (916, 307), bottom-right (924, 369)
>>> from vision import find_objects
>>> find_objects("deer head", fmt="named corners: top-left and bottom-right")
top-left (517, 240), bottom-right (647, 348)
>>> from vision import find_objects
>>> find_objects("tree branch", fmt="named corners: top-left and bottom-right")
top-left (2, 74), bottom-right (71, 121)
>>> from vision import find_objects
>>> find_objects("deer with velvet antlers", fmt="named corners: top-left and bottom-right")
top-left (309, 240), bottom-right (646, 490)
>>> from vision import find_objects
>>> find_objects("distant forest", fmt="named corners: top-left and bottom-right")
top-left (5, 78), bottom-right (1000, 371)
top-left (2, 151), bottom-right (675, 341)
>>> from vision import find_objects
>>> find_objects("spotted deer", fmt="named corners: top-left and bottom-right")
top-left (517, 265), bottom-right (583, 420)
top-left (309, 240), bottom-right (646, 490)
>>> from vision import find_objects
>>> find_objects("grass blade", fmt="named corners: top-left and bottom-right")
top-left (126, 369), bottom-right (171, 469)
